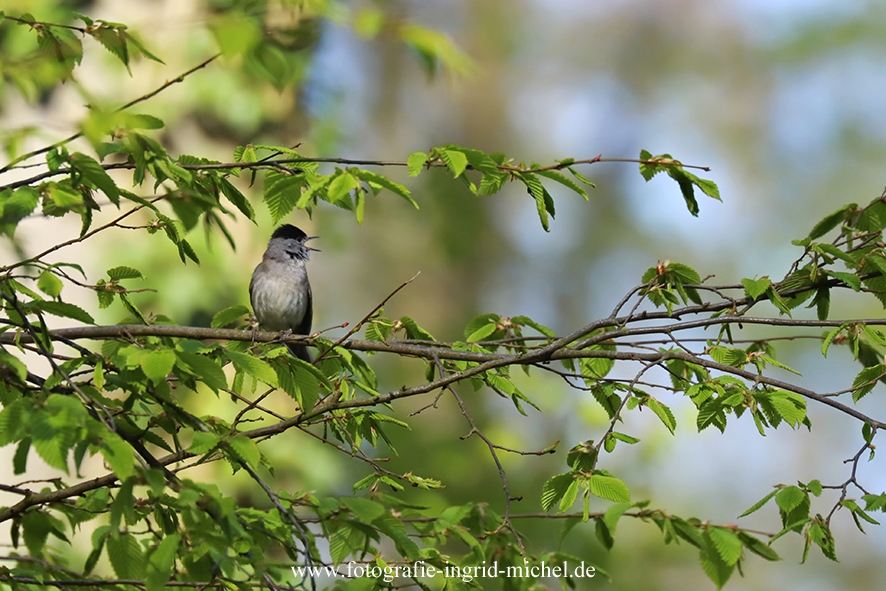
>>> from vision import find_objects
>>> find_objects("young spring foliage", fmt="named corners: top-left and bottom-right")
top-left (2, 6), bottom-right (886, 591)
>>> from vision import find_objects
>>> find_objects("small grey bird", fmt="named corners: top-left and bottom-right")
top-left (249, 224), bottom-right (318, 362)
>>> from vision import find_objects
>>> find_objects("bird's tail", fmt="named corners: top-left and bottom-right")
top-left (287, 343), bottom-right (313, 363)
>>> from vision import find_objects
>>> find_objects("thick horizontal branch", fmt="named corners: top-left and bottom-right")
top-left (0, 314), bottom-right (881, 356)
top-left (2, 319), bottom-right (882, 428)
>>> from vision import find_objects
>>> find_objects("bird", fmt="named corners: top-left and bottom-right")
top-left (249, 224), bottom-right (318, 362)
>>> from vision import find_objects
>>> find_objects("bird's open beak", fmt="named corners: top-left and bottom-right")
top-left (305, 236), bottom-right (320, 252)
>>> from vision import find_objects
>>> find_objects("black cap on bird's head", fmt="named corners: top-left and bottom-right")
top-left (271, 224), bottom-right (320, 250)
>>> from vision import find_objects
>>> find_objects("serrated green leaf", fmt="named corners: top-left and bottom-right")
top-left (852, 365), bottom-right (885, 402)
top-left (707, 527), bottom-right (743, 566)
top-left (37, 270), bottom-right (63, 297)
top-left (536, 169), bottom-right (590, 200)
top-left (145, 533), bottom-right (180, 591)
top-left (70, 152), bottom-right (120, 204)
top-left (638, 149), bottom-right (663, 181)
top-left (407, 151), bottom-right (428, 176)
top-left (541, 472), bottom-right (575, 512)
top-left (737, 532), bottom-right (780, 561)
top-left (827, 271), bottom-right (861, 291)
top-left (140, 349), bottom-right (176, 384)
top-left (822, 323), bottom-right (851, 357)
top-left (559, 479), bottom-right (580, 513)
top-left (107, 532), bottom-right (145, 579)
top-left (351, 169), bottom-right (418, 208)
top-left (189, 431), bottom-right (221, 455)
top-left (107, 266), bottom-right (144, 280)
top-left (290, 357), bottom-right (330, 412)
top-left (124, 113), bottom-right (165, 130)
top-left (212, 304), bottom-right (251, 328)
top-left (740, 489), bottom-right (778, 517)
top-left (588, 474), bottom-right (630, 503)
top-left (467, 322), bottom-right (497, 342)
top-left (742, 277), bottom-right (771, 300)
top-left (464, 313), bottom-right (500, 339)
top-left (327, 170), bottom-right (359, 204)
top-left (99, 430), bottom-right (135, 481)
top-left (775, 486), bottom-right (806, 513)
top-left (808, 203), bottom-right (856, 239)
top-left (175, 351), bottom-right (228, 392)
top-left (218, 177), bottom-right (255, 221)
top-left (34, 300), bottom-right (95, 324)
top-left (228, 434), bottom-right (261, 468)
top-left (520, 171), bottom-right (553, 231)
top-left (440, 149), bottom-right (468, 177)
top-left (263, 170), bottom-right (304, 224)
top-left (342, 496), bottom-right (385, 523)
top-left (225, 350), bottom-right (278, 387)
top-left (646, 398), bottom-right (676, 435)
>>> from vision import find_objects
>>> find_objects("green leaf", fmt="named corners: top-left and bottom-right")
top-left (228, 434), bottom-right (261, 469)
top-left (327, 170), bottom-right (360, 204)
top-left (520, 171), bottom-right (554, 231)
top-left (34, 300), bottom-right (95, 324)
top-left (603, 502), bottom-right (631, 537)
top-left (263, 170), bottom-right (304, 224)
top-left (212, 304), bottom-right (251, 328)
top-left (351, 169), bottom-right (418, 208)
top-left (440, 149), bottom-right (468, 177)
top-left (808, 203), bottom-right (856, 239)
top-left (559, 479), bottom-right (580, 513)
top-left (342, 496), bottom-right (386, 523)
top-left (740, 489), bottom-right (778, 517)
top-left (107, 266), bottom-right (144, 280)
top-left (107, 532), bottom-right (145, 579)
top-left (822, 322), bottom-right (851, 357)
top-left (467, 322), bottom-right (497, 342)
top-left (775, 486), bottom-right (807, 513)
top-left (407, 152), bottom-right (428, 176)
top-left (588, 474), bottom-right (631, 503)
top-left (827, 271), bottom-right (861, 291)
top-left (700, 542), bottom-right (734, 589)
top-left (99, 430), bottom-right (135, 481)
top-left (742, 277), bottom-right (771, 300)
top-left (140, 349), bottom-right (176, 384)
top-left (646, 398), bottom-right (676, 435)
top-left (175, 351), bottom-right (228, 392)
top-left (737, 532), bottom-right (780, 561)
top-left (707, 527), bottom-right (743, 566)
top-left (464, 313), bottom-right (501, 339)
top-left (37, 270), bottom-right (63, 297)
top-left (290, 357), bottom-right (330, 411)
top-left (541, 472), bottom-right (575, 512)
top-left (536, 169), bottom-right (590, 200)
top-left (511, 315), bottom-right (557, 337)
top-left (638, 149), bottom-right (663, 180)
top-left (21, 511), bottom-right (54, 557)
top-left (124, 113), bottom-right (165, 130)
top-left (852, 365), bottom-right (885, 402)
top-left (225, 350), bottom-right (279, 387)
top-left (189, 431), bottom-right (221, 455)
top-left (145, 534), bottom-right (181, 591)
top-left (0, 187), bottom-right (39, 230)
top-left (398, 316), bottom-right (435, 340)
top-left (70, 152), bottom-right (120, 204)
top-left (219, 177), bottom-right (255, 221)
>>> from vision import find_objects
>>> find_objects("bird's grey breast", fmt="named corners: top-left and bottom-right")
top-left (250, 258), bottom-right (310, 331)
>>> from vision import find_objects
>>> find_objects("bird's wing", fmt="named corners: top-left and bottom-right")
top-left (296, 280), bottom-right (312, 336)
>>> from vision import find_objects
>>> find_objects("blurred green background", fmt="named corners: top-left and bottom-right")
top-left (3, 0), bottom-right (886, 589)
